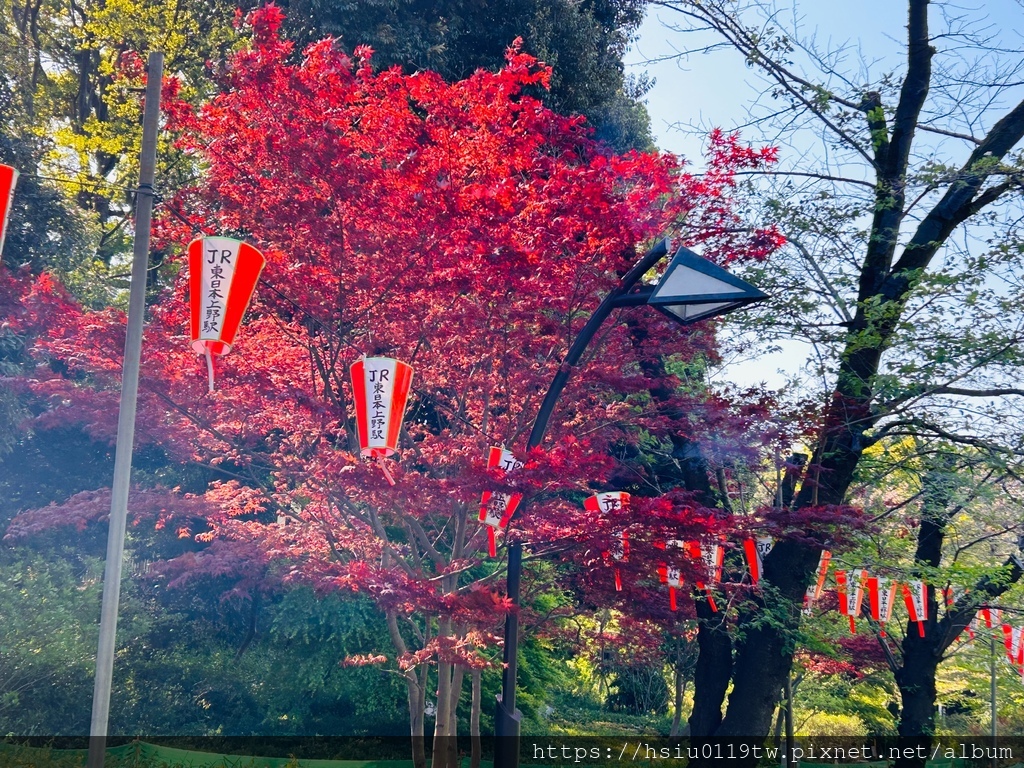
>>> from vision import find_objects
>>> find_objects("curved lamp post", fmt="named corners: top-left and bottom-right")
top-left (493, 238), bottom-right (767, 768)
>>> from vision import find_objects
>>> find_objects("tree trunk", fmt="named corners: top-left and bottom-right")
top-left (891, 457), bottom-right (947, 768)
top-left (771, 695), bottom-right (784, 748)
top-left (446, 665), bottom-right (466, 768)
top-left (658, 436), bottom-right (735, 740)
top-left (894, 643), bottom-right (939, 768)
top-left (689, 453), bottom-right (810, 748)
top-left (406, 668), bottom-right (427, 768)
top-left (785, 674), bottom-right (795, 768)
top-left (388, 612), bottom-right (428, 768)
top-left (669, 636), bottom-right (685, 738)
top-left (417, 662), bottom-right (429, 761)
top-left (431, 616), bottom-right (469, 768)
top-left (433, 617), bottom-right (454, 768)
top-left (433, 659), bottom-right (452, 767)
top-left (687, 604), bottom-right (732, 737)
top-left (688, 537), bottom-right (821, 768)
top-left (471, 669), bottom-right (482, 768)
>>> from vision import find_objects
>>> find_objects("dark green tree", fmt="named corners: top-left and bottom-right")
top-left (251, 0), bottom-right (653, 151)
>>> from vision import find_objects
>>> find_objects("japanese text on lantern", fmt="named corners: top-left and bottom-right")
top-left (483, 453), bottom-right (523, 527)
top-left (365, 360), bottom-right (395, 449)
top-left (200, 243), bottom-right (236, 338)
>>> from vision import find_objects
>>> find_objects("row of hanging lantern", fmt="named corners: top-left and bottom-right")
top-left (831, 569), bottom-right (927, 637)
top-left (972, 607), bottom-right (1024, 676)
top-left (951, 606), bottom-right (1024, 684)
top-left (186, 237), bottom-right (417, 486)
top-left (390, 428), bottom-right (1021, 670)
top-left (9, 174), bottom-right (1018, 659)
top-left (0, 180), bottom-right (402, 469)
top-left (186, 237), bottom-right (418, 486)
top-left (189, 270), bottom-right (945, 640)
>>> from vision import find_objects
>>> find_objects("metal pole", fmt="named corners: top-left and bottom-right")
top-left (991, 627), bottom-right (997, 768)
top-left (86, 51), bottom-right (163, 768)
top-left (494, 542), bottom-right (522, 745)
top-left (784, 673), bottom-right (795, 768)
top-left (493, 240), bottom-right (668, 768)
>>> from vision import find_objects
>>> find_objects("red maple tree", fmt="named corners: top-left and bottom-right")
top-left (3, 5), bottom-right (785, 764)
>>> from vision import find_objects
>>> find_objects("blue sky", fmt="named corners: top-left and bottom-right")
top-left (624, 1), bottom-right (1024, 390)
top-left (627, 0), bottom-right (1024, 166)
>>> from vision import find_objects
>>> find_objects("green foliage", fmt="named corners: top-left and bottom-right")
top-left (0, 0), bottom-right (240, 303)
top-left (543, 691), bottom-right (669, 739)
top-left (793, 672), bottom-right (896, 739)
top-left (0, 537), bottom-right (411, 737)
top-left (252, 0), bottom-right (653, 152)
top-left (0, 76), bottom-right (95, 277)
top-left (606, 664), bottom-right (669, 715)
top-left (0, 550), bottom-right (103, 735)
top-left (239, 589), bottom-right (408, 735)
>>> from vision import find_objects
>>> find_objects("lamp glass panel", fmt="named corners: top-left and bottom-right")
top-left (661, 300), bottom-right (737, 322)
top-left (652, 264), bottom-right (748, 300)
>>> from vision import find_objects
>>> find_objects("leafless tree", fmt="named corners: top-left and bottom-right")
top-left (647, 2), bottom-right (1024, 764)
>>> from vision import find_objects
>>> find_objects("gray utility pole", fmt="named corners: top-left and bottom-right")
top-left (991, 627), bottom-right (997, 768)
top-left (86, 50), bottom-right (163, 768)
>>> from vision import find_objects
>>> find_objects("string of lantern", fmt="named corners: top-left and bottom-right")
top-left (0, 164), bottom-right (509, 447)
top-left (6, 163), bottom-right (1022, 683)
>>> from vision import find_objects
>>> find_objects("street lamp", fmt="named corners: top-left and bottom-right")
top-left (493, 238), bottom-right (767, 768)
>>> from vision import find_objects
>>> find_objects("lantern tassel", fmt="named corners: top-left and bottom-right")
top-left (614, 568), bottom-right (622, 592)
top-left (205, 347), bottom-right (215, 392)
top-left (669, 587), bottom-right (677, 612)
top-left (487, 528), bottom-right (497, 558)
top-left (377, 458), bottom-right (396, 486)
top-left (849, 616), bottom-right (856, 634)
top-left (704, 587), bottom-right (718, 613)
top-left (917, 621), bottom-right (925, 638)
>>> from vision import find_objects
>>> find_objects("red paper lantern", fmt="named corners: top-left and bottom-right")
top-left (479, 447), bottom-right (523, 557)
top-left (657, 563), bottom-right (684, 611)
top-left (188, 237), bottom-right (266, 390)
top-left (866, 576), bottom-right (899, 636)
top-left (1006, 626), bottom-right (1024, 669)
top-left (349, 357), bottom-right (414, 484)
top-left (685, 540), bottom-right (722, 612)
top-left (743, 536), bottom-right (774, 585)
top-left (0, 164), bottom-right (18, 256)
top-left (836, 568), bottom-right (866, 634)
top-left (981, 606), bottom-right (1002, 629)
top-left (966, 612), bottom-right (979, 642)
top-left (802, 550), bottom-right (832, 615)
top-left (902, 580), bottom-right (928, 637)
top-left (656, 539), bottom-right (690, 610)
top-left (584, 491), bottom-right (630, 591)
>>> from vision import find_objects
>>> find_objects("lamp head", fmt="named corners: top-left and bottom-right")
top-left (647, 245), bottom-right (768, 326)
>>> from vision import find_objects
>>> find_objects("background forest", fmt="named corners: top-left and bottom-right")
top-left (2, 1), bottom-right (1024, 766)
